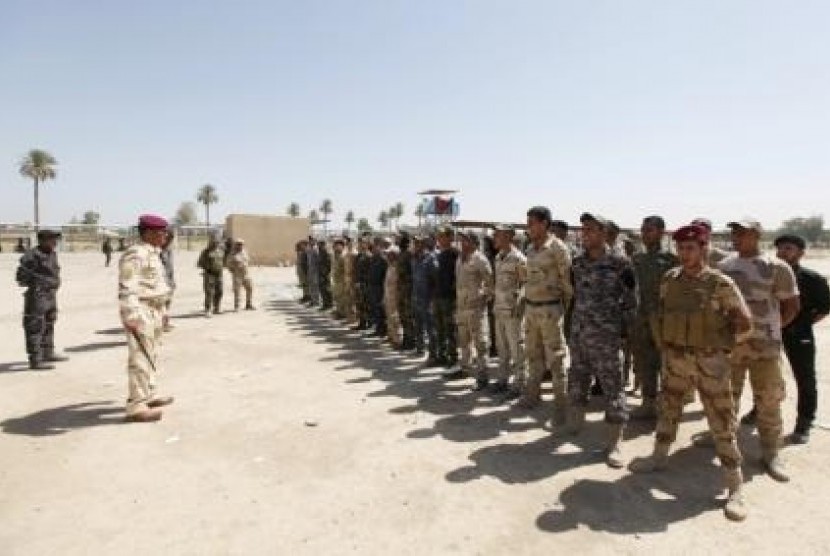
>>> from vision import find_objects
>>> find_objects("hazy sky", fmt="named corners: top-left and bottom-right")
top-left (1, 0), bottom-right (828, 230)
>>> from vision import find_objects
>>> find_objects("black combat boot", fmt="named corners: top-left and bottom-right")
top-left (29, 356), bottom-right (55, 370)
top-left (43, 350), bottom-right (69, 363)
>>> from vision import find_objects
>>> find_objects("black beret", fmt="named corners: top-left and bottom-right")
top-left (774, 234), bottom-right (806, 250)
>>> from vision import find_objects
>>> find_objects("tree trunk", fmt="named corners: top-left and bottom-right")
top-left (33, 177), bottom-right (40, 232)
top-left (206, 203), bottom-right (211, 227)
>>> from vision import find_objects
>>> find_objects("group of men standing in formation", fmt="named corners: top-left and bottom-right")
top-left (293, 207), bottom-right (829, 522)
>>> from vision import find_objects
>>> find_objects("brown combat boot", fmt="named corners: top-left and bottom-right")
top-left (724, 467), bottom-right (748, 521)
top-left (629, 442), bottom-right (670, 473)
top-left (125, 408), bottom-right (163, 423)
top-left (147, 396), bottom-right (175, 408)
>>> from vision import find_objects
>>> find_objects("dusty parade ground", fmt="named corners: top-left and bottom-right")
top-left (1, 250), bottom-right (829, 555)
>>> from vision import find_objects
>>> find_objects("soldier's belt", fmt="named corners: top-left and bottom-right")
top-left (525, 299), bottom-right (561, 307)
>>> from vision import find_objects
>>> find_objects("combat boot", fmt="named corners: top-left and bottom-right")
top-left (724, 467), bottom-right (748, 521)
top-left (631, 397), bottom-right (657, 420)
top-left (147, 396), bottom-right (175, 408)
top-left (43, 350), bottom-right (69, 363)
top-left (605, 423), bottom-right (626, 469)
top-left (629, 442), bottom-right (670, 473)
top-left (762, 450), bottom-right (790, 483)
top-left (29, 357), bottom-right (55, 371)
top-left (125, 408), bottom-right (163, 423)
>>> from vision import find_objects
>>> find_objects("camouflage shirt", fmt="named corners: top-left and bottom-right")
top-left (570, 249), bottom-right (637, 340)
top-left (119, 242), bottom-right (171, 324)
top-left (632, 246), bottom-right (678, 316)
top-left (16, 247), bottom-right (61, 291)
top-left (525, 235), bottom-right (573, 306)
top-left (455, 250), bottom-right (494, 311)
top-left (494, 247), bottom-right (527, 312)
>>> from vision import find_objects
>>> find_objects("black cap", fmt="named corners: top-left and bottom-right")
top-left (550, 220), bottom-right (568, 231)
top-left (37, 229), bottom-right (62, 239)
top-left (641, 215), bottom-right (666, 230)
top-left (774, 234), bottom-right (806, 250)
top-left (527, 206), bottom-right (553, 224)
top-left (580, 212), bottom-right (608, 228)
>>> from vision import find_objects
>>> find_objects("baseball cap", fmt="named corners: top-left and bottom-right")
top-left (727, 218), bottom-right (763, 233)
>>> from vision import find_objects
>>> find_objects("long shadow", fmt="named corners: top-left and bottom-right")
top-left (0, 361), bottom-right (32, 374)
top-left (66, 340), bottom-right (126, 353)
top-left (96, 327), bottom-right (125, 336)
top-left (0, 401), bottom-right (124, 436)
top-left (535, 444), bottom-right (727, 533)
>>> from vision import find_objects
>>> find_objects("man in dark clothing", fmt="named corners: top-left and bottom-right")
top-left (318, 240), bottom-right (333, 310)
top-left (297, 240), bottom-right (310, 303)
top-left (16, 229), bottom-right (69, 370)
top-left (102, 238), bottom-right (114, 267)
top-left (775, 234), bottom-right (830, 444)
top-left (353, 237), bottom-right (372, 331)
top-left (411, 236), bottom-right (439, 364)
top-left (397, 233), bottom-right (416, 350)
top-left (434, 226), bottom-right (459, 367)
top-left (368, 238), bottom-right (388, 337)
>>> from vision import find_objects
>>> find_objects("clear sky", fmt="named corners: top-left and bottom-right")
top-left (1, 0), bottom-right (828, 231)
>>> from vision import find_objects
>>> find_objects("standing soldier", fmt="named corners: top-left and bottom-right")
top-left (343, 237), bottom-right (357, 323)
top-left (119, 215), bottom-right (174, 423)
top-left (397, 233), bottom-right (415, 350)
top-left (197, 237), bottom-right (225, 317)
top-left (352, 237), bottom-right (372, 331)
top-left (383, 245), bottom-right (402, 348)
top-left (411, 236), bottom-right (440, 365)
top-left (551, 220), bottom-right (578, 260)
top-left (368, 238), bottom-right (389, 337)
top-left (331, 238), bottom-right (347, 319)
top-left (520, 206), bottom-right (573, 421)
top-left (445, 231), bottom-right (493, 390)
top-left (160, 231), bottom-right (176, 332)
top-left (719, 218), bottom-right (799, 482)
top-left (434, 226), bottom-right (459, 367)
top-left (565, 213), bottom-right (636, 468)
top-left (16, 229), bottom-right (69, 370)
top-left (296, 240), bottom-right (310, 303)
top-left (317, 239), bottom-right (333, 311)
top-left (102, 237), bottom-right (114, 267)
top-left (631, 215), bottom-right (678, 419)
top-left (227, 239), bottom-right (255, 311)
top-left (774, 234), bottom-right (830, 444)
top-left (629, 224), bottom-right (752, 521)
top-left (306, 238), bottom-right (321, 307)
top-left (491, 224), bottom-right (527, 397)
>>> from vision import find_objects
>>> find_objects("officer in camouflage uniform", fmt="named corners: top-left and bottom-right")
top-left (197, 237), bottom-right (225, 316)
top-left (719, 218), bottom-right (800, 483)
top-left (16, 229), bottom-right (69, 370)
top-left (396, 233), bottom-right (415, 350)
top-left (491, 224), bottom-right (527, 397)
top-left (565, 212), bottom-right (636, 469)
top-left (331, 238), bottom-right (347, 319)
top-left (630, 224), bottom-right (752, 522)
top-left (631, 215), bottom-right (678, 419)
top-left (445, 231), bottom-right (493, 389)
top-left (520, 207), bottom-right (573, 419)
top-left (119, 215), bottom-right (175, 422)
top-left (434, 227), bottom-right (459, 366)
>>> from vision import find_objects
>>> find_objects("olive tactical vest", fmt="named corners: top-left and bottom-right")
top-left (661, 270), bottom-right (734, 349)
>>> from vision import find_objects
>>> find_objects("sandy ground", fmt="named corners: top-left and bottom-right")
top-left (1, 250), bottom-right (829, 555)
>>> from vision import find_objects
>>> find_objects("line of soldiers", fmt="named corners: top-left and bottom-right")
top-left (293, 207), bottom-right (829, 522)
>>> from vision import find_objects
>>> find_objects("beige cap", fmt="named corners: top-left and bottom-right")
top-left (727, 218), bottom-right (763, 232)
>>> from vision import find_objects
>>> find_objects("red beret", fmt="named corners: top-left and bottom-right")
top-left (138, 214), bottom-right (169, 229)
top-left (672, 224), bottom-right (709, 244)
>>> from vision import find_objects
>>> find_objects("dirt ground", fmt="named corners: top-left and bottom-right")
top-left (1, 250), bottom-right (828, 555)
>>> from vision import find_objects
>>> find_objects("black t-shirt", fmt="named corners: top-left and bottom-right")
top-left (783, 265), bottom-right (830, 341)
top-left (435, 247), bottom-right (459, 299)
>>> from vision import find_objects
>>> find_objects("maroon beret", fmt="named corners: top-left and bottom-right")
top-left (138, 214), bottom-right (169, 230)
top-left (672, 224), bottom-right (709, 244)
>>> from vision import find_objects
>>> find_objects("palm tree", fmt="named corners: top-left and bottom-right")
top-left (344, 210), bottom-right (355, 234)
top-left (393, 202), bottom-right (404, 229)
top-left (196, 184), bottom-right (219, 226)
top-left (378, 210), bottom-right (389, 231)
top-left (308, 209), bottom-right (320, 224)
top-left (319, 199), bottom-right (333, 234)
top-left (414, 203), bottom-right (425, 231)
top-left (19, 149), bottom-right (58, 231)
top-left (287, 202), bottom-right (300, 218)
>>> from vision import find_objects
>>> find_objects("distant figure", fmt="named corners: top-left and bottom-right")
top-left (102, 238), bottom-right (114, 267)
top-left (227, 238), bottom-right (255, 311)
top-left (160, 231), bottom-right (176, 331)
top-left (118, 238), bottom-right (126, 251)
top-left (16, 229), bottom-right (70, 370)
top-left (15, 238), bottom-right (26, 253)
top-left (197, 237), bottom-right (225, 316)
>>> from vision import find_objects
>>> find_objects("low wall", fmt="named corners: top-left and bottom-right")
top-left (224, 214), bottom-right (310, 266)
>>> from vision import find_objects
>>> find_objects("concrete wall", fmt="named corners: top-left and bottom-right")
top-left (225, 214), bottom-right (310, 266)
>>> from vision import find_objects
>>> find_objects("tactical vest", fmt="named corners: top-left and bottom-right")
top-left (661, 272), bottom-right (734, 350)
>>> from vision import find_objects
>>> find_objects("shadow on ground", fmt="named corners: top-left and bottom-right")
top-left (67, 340), bottom-right (126, 353)
top-left (1, 401), bottom-right (123, 436)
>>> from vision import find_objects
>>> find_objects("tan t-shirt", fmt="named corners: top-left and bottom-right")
top-left (718, 253), bottom-right (798, 358)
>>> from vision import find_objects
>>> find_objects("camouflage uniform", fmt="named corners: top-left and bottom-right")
top-left (435, 246), bottom-right (459, 365)
top-left (354, 249), bottom-right (371, 328)
top-left (568, 249), bottom-right (636, 423)
top-left (318, 245), bottom-right (333, 309)
top-left (455, 249), bottom-right (494, 380)
top-left (397, 248), bottom-right (415, 348)
top-left (197, 244), bottom-right (225, 313)
top-left (119, 241), bottom-right (172, 416)
top-left (306, 244), bottom-right (321, 305)
top-left (719, 253), bottom-right (798, 462)
top-left (332, 249), bottom-right (346, 316)
top-left (493, 245), bottom-right (527, 388)
top-left (343, 245), bottom-right (357, 322)
top-left (227, 247), bottom-right (254, 310)
top-left (522, 235), bottom-right (572, 407)
top-left (16, 244), bottom-right (62, 367)
top-left (384, 258), bottom-right (401, 346)
top-left (631, 246), bottom-right (678, 409)
top-left (297, 246), bottom-right (309, 300)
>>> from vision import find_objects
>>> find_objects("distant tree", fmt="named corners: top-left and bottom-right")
top-left (393, 202), bottom-right (404, 229)
top-left (378, 210), bottom-right (389, 231)
top-left (196, 184), bottom-right (219, 226)
top-left (319, 199), bottom-right (333, 234)
top-left (414, 203), bottom-right (425, 230)
top-left (287, 202), bottom-right (301, 218)
top-left (82, 211), bottom-right (101, 225)
top-left (308, 209), bottom-right (319, 222)
top-left (19, 149), bottom-right (58, 231)
top-left (174, 202), bottom-right (199, 226)
top-left (344, 210), bottom-right (355, 234)
top-left (357, 217), bottom-right (372, 234)
top-left (778, 215), bottom-right (825, 245)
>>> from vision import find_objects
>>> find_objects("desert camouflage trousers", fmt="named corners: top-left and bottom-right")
top-left (524, 304), bottom-right (566, 402)
top-left (457, 307), bottom-right (487, 378)
top-left (731, 349), bottom-right (786, 455)
top-left (494, 310), bottom-right (525, 385)
top-left (126, 303), bottom-right (165, 416)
